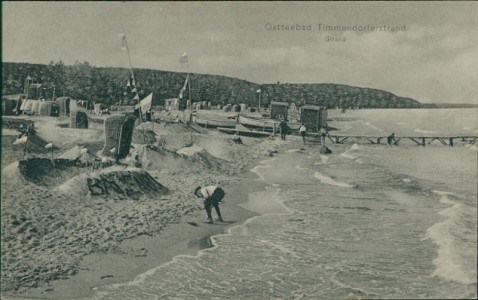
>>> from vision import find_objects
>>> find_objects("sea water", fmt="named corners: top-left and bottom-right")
top-left (89, 109), bottom-right (477, 299)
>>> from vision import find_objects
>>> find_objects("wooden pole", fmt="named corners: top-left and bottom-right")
top-left (258, 90), bottom-right (261, 112)
top-left (142, 123), bottom-right (146, 144)
top-left (23, 138), bottom-right (28, 160)
top-left (187, 66), bottom-right (193, 143)
top-left (327, 135), bottom-right (335, 144)
top-left (317, 110), bottom-right (320, 133)
top-left (186, 59), bottom-right (193, 126)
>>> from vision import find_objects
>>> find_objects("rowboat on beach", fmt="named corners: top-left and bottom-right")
top-left (237, 113), bottom-right (301, 132)
top-left (217, 127), bottom-right (272, 138)
top-left (194, 117), bottom-right (237, 128)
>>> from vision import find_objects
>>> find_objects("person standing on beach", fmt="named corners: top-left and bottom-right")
top-left (319, 126), bottom-right (327, 146)
top-left (299, 124), bottom-right (307, 145)
top-left (279, 120), bottom-right (288, 141)
top-left (387, 133), bottom-right (395, 148)
top-left (195, 186), bottom-right (225, 224)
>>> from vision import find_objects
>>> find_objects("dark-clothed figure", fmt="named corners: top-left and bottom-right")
top-left (195, 186), bottom-right (225, 223)
top-left (279, 120), bottom-right (288, 141)
top-left (387, 133), bottom-right (395, 148)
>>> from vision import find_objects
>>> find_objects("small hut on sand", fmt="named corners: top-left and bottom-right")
top-left (31, 100), bottom-right (41, 115)
top-left (39, 101), bottom-right (60, 117)
top-left (22, 99), bottom-right (36, 114)
top-left (69, 99), bottom-right (79, 112)
top-left (102, 113), bottom-right (137, 159)
top-left (270, 101), bottom-right (289, 120)
top-left (70, 111), bottom-right (89, 128)
top-left (56, 97), bottom-right (71, 116)
top-left (2, 99), bottom-right (16, 116)
top-left (300, 105), bottom-right (328, 132)
top-left (2, 95), bottom-right (22, 116)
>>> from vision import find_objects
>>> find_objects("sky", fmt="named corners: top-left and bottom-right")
top-left (2, 1), bottom-right (477, 104)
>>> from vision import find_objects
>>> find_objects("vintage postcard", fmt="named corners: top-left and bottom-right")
top-left (2, 2), bottom-right (477, 299)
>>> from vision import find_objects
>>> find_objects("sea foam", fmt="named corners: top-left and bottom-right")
top-left (423, 191), bottom-right (475, 285)
top-left (341, 144), bottom-right (361, 159)
top-left (250, 157), bottom-right (278, 181)
top-left (313, 172), bottom-right (355, 188)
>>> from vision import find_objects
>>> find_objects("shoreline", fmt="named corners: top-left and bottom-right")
top-left (1, 141), bottom-right (291, 300)
top-left (2, 109), bottom-right (476, 299)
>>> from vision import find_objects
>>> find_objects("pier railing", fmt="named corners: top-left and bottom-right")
top-left (327, 134), bottom-right (477, 146)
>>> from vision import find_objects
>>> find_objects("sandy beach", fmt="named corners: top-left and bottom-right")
top-left (1, 114), bottom-right (296, 299)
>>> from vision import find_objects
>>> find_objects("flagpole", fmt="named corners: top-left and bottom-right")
top-left (258, 89), bottom-right (261, 113)
top-left (122, 34), bottom-right (135, 84)
top-left (187, 60), bottom-right (192, 102)
top-left (186, 59), bottom-right (193, 124)
top-left (121, 33), bottom-right (139, 107)
top-left (185, 56), bottom-right (193, 144)
top-left (120, 3), bottom-right (136, 100)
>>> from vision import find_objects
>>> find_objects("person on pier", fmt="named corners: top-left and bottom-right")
top-left (387, 133), bottom-right (395, 148)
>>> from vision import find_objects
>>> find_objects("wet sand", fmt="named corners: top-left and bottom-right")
top-left (11, 186), bottom-right (259, 300)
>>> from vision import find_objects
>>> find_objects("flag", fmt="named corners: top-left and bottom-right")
top-left (178, 74), bottom-right (189, 99)
top-left (140, 93), bottom-right (153, 112)
top-left (45, 142), bottom-right (53, 149)
top-left (131, 87), bottom-right (137, 93)
top-left (133, 93), bottom-right (140, 101)
top-left (109, 147), bottom-right (116, 154)
top-left (179, 52), bottom-right (188, 63)
top-left (257, 89), bottom-right (261, 93)
top-left (14, 136), bottom-right (28, 145)
top-left (120, 33), bottom-right (127, 51)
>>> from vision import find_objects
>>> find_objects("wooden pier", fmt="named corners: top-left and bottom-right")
top-left (327, 134), bottom-right (477, 146)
